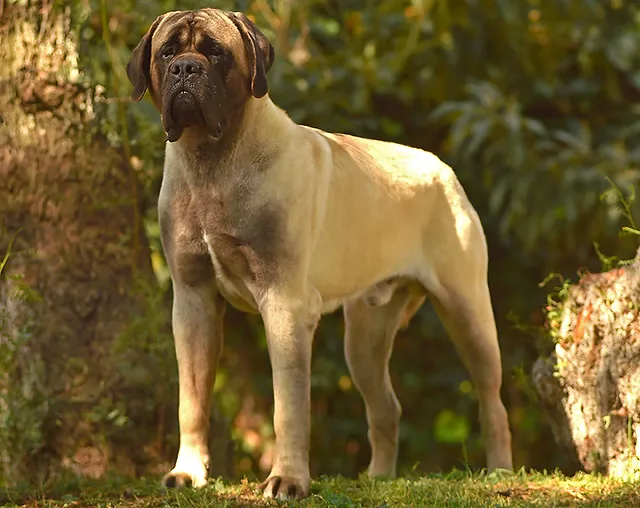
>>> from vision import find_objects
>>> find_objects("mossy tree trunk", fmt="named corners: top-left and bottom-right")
top-left (0, 0), bottom-right (205, 486)
top-left (533, 252), bottom-right (640, 478)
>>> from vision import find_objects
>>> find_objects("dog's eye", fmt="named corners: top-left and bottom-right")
top-left (162, 47), bottom-right (175, 59)
top-left (199, 39), bottom-right (224, 59)
top-left (208, 46), bottom-right (224, 58)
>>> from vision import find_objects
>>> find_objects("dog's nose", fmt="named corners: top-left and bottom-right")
top-left (170, 58), bottom-right (203, 77)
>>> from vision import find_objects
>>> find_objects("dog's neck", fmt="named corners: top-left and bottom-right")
top-left (170, 96), bottom-right (292, 173)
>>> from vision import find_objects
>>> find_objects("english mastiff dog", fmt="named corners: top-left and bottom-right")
top-left (126, 8), bottom-right (513, 499)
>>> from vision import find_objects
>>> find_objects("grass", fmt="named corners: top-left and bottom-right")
top-left (1, 469), bottom-right (639, 507)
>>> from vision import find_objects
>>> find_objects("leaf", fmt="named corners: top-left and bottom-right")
top-left (465, 117), bottom-right (495, 157)
top-left (489, 178), bottom-right (510, 214)
top-left (524, 118), bottom-right (547, 137)
top-left (434, 409), bottom-right (470, 444)
top-left (429, 101), bottom-right (465, 122)
top-left (552, 130), bottom-right (589, 154)
top-left (605, 31), bottom-right (639, 71)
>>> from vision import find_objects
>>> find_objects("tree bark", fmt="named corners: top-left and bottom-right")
top-left (533, 252), bottom-right (640, 477)
top-left (0, 0), bottom-right (181, 485)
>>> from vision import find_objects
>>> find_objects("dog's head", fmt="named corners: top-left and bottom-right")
top-left (126, 9), bottom-right (274, 142)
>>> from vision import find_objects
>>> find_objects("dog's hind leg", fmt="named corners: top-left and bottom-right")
top-left (343, 286), bottom-right (419, 477)
top-left (429, 282), bottom-right (512, 471)
top-left (420, 221), bottom-right (513, 472)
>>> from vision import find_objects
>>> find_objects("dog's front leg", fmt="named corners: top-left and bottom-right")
top-left (163, 276), bottom-right (225, 488)
top-left (258, 289), bottom-right (320, 500)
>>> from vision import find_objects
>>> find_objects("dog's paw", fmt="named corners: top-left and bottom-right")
top-left (259, 475), bottom-right (309, 500)
top-left (163, 468), bottom-right (208, 489)
top-left (162, 448), bottom-right (209, 489)
top-left (163, 471), bottom-right (205, 488)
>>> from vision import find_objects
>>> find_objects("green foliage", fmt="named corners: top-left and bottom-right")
top-left (433, 409), bottom-right (470, 445)
top-left (112, 277), bottom-right (177, 412)
top-left (596, 178), bottom-right (640, 269)
top-left (539, 273), bottom-right (574, 346)
top-left (112, 277), bottom-right (176, 407)
top-left (542, 178), bottom-right (640, 349)
top-left (0, 233), bottom-right (49, 487)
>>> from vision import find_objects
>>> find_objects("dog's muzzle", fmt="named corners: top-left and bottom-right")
top-left (162, 57), bottom-right (208, 142)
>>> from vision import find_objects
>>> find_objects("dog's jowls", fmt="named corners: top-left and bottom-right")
top-left (126, 8), bottom-right (513, 500)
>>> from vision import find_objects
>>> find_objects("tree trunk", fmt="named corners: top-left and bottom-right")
top-left (0, 0), bottom-right (186, 486)
top-left (533, 252), bottom-right (640, 478)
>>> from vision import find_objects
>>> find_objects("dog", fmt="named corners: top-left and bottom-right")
top-left (126, 8), bottom-right (513, 500)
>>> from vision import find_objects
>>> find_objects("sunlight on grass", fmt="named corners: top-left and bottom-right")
top-left (1, 469), bottom-right (639, 507)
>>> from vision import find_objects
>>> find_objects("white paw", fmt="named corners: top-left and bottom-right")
top-left (162, 447), bottom-right (209, 488)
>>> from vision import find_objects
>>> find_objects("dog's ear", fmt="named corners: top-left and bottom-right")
top-left (126, 14), bottom-right (166, 102)
top-left (228, 12), bottom-right (274, 98)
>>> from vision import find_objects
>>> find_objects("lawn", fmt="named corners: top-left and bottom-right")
top-left (1, 469), bottom-right (638, 507)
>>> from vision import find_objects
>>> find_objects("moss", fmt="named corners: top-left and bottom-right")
top-left (535, 256), bottom-right (640, 477)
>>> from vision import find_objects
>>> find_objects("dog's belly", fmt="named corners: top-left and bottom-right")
top-left (319, 277), bottom-right (408, 314)
top-left (307, 200), bottom-right (425, 305)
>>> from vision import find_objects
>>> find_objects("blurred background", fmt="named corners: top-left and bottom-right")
top-left (1, 0), bottom-right (639, 487)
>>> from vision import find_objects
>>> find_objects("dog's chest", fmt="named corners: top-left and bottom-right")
top-left (193, 187), bottom-right (282, 311)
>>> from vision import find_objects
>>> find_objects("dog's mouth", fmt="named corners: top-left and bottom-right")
top-left (162, 88), bottom-right (222, 143)
top-left (172, 90), bottom-right (199, 118)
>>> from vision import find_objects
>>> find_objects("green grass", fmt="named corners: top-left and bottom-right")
top-left (1, 469), bottom-right (638, 507)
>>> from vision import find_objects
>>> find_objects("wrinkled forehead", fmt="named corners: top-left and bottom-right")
top-left (152, 9), bottom-right (244, 54)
